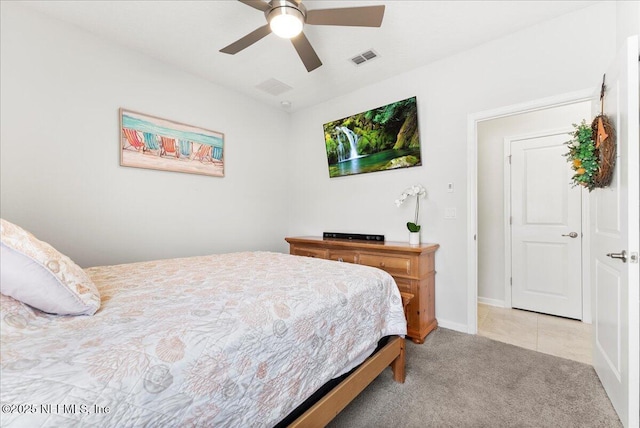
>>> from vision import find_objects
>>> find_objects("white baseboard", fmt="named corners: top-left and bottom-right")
top-left (477, 297), bottom-right (506, 308)
top-left (437, 318), bottom-right (468, 334)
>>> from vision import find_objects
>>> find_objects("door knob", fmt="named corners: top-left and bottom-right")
top-left (561, 232), bottom-right (578, 238)
top-left (606, 250), bottom-right (627, 263)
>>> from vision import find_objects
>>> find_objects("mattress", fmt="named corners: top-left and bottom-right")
top-left (0, 251), bottom-right (406, 427)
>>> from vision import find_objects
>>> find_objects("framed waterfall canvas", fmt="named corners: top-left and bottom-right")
top-left (322, 96), bottom-right (421, 178)
top-left (119, 108), bottom-right (225, 177)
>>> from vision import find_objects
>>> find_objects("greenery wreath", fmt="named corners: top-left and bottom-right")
top-left (564, 115), bottom-right (616, 191)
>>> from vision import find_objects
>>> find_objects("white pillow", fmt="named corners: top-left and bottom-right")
top-left (0, 219), bottom-right (100, 316)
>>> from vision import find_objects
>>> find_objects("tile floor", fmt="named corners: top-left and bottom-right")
top-left (477, 303), bottom-right (592, 365)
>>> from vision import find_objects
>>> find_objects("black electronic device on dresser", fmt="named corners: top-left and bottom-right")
top-left (323, 232), bottom-right (385, 242)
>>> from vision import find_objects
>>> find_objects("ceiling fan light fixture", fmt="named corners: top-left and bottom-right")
top-left (268, 5), bottom-right (304, 39)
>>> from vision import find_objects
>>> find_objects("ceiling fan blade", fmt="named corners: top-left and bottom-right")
top-left (238, 0), bottom-right (271, 12)
top-left (220, 24), bottom-right (271, 54)
top-left (290, 32), bottom-right (322, 72)
top-left (306, 5), bottom-right (385, 27)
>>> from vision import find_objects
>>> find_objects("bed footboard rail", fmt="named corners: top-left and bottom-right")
top-left (288, 335), bottom-right (406, 428)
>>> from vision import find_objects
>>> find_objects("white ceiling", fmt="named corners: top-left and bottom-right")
top-left (21, 0), bottom-right (598, 112)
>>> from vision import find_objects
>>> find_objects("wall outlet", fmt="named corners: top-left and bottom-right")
top-left (444, 208), bottom-right (457, 219)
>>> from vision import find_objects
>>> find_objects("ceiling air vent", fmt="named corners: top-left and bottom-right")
top-left (255, 78), bottom-right (293, 96)
top-left (350, 49), bottom-right (379, 66)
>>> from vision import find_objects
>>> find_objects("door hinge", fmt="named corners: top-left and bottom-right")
top-left (508, 155), bottom-right (512, 164)
top-left (510, 277), bottom-right (512, 286)
top-left (510, 216), bottom-right (512, 225)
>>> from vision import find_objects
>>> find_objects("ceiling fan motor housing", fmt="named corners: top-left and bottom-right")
top-left (266, 0), bottom-right (307, 25)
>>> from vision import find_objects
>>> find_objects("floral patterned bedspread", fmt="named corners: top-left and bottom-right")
top-left (0, 251), bottom-right (406, 427)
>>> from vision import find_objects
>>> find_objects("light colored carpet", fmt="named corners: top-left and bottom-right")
top-left (329, 328), bottom-right (621, 428)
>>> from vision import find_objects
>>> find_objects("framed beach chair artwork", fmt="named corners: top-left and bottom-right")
top-left (119, 108), bottom-right (224, 177)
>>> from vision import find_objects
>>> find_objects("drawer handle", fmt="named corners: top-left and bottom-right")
top-left (380, 262), bottom-right (385, 267)
top-left (338, 257), bottom-right (344, 262)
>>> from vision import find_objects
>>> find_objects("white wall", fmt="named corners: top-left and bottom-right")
top-left (0, 3), bottom-right (290, 267)
top-left (477, 102), bottom-right (591, 306)
top-left (617, 0), bottom-right (640, 47)
top-left (286, 2), bottom-right (617, 331)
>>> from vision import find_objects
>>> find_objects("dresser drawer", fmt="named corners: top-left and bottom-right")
top-left (291, 246), bottom-right (328, 259)
top-left (358, 253), bottom-right (411, 276)
top-left (328, 250), bottom-right (358, 264)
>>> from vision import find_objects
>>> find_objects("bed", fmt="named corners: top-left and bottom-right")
top-left (0, 220), bottom-right (407, 427)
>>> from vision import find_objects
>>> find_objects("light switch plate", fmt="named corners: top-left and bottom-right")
top-left (444, 208), bottom-right (457, 219)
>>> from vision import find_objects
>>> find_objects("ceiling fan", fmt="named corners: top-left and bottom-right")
top-left (220, 0), bottom-right (385, 72)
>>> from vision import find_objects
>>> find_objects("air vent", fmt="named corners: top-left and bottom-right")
top-left (350, 49), bottom-right (379, 66)
top-left (362, 50), bottom-right (377, 60)
top-left (255, 78), bottom-right (293, 96)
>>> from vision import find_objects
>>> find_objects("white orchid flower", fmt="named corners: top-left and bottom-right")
top-left (396, 184), bottom-right (427, 232)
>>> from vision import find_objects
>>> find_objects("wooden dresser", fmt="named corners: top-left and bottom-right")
top-left (285, 236), bottom-right (439, 344)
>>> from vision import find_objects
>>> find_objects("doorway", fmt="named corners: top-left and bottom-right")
top-left (473, 98), bottom-right (592, 360)
top-left (466, 91), bottom-right (594, 336)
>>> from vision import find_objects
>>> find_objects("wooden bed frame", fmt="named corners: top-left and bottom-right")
top-left (288, 336), bottom-right (406, 427)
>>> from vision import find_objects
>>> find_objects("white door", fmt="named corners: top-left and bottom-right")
top-left (510, 132), bottom-right (583, 319)
top-left (591, 35), bottom-right (639, 428)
